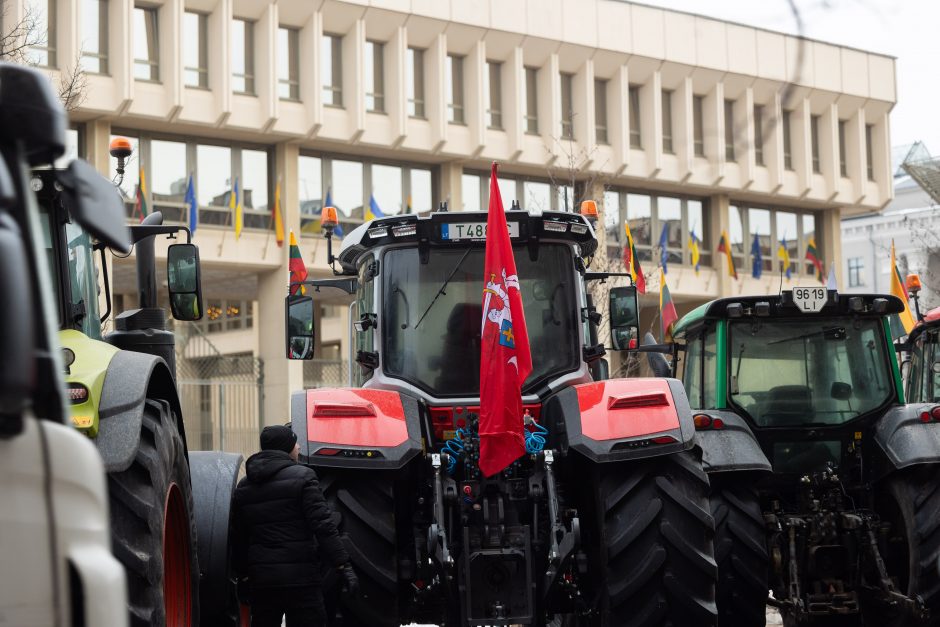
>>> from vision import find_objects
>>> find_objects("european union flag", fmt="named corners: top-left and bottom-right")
top-left (185, 173), bottom-right (197, 233)
top-left (659, 223), bottom-right (669, 274)
top-left (751, 233), bottom-right (762, 279)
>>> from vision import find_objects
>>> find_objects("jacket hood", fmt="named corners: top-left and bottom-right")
top-left (245, 450), bottom-right (296, 482)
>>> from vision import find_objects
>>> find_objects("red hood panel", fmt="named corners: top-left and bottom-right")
top-left (306, 388), bottom-right (408, 447)
top-left (575, 378), bottom-right (680, 441)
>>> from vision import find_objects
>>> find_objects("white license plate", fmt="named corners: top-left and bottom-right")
top-left (441, 222), bottom-right (519, 241)
top-left (793, 286), bottom-right (828, 312)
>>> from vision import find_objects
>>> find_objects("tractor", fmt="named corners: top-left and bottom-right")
top-left (902, 275), bottom-right (940, 404)
top-left (0, 62), bottom-right (128, 627)
top-left (284, 206), bottom-right (719, 626)
top-left (2, 69), bottom-right (243, 625)
top-left (667, 288), bottom-right (940, 626)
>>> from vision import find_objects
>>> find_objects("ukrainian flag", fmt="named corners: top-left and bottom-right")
top-left (366, 194), bottom-right (385, 222)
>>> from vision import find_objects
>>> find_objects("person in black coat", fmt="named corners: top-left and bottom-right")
top-left (233, 425), bottom-right (359, 627)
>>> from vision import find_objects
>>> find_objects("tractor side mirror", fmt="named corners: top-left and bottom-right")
top-left (831, 382), bottom-right (852, 401)
top-left (609, 285), bottom-right (639, 351)
top-left (286, 294), bottom-right (316, 360)
top-left (0, 212), bottom-right (35, 433)
top-left (167, 243), bottom-right (203, 321)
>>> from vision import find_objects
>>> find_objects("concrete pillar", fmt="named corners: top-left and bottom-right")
top-left (439, 162), bottom-right (462, 211)
top-left (820, 207), bottom-right (843, 290)
top-left (257, 141), bottom-right (304, 426)
top-left (709, 193), bottom-right (732, 297)
top-left (83, 119), bottom-right (113, 176)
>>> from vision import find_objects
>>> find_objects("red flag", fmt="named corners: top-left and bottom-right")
top-left (288, 230), bottom-right (307, 295)
top-left (479, 162), bottom-right (532, 477)
top-left (659, 270), bottom-right (678, 342)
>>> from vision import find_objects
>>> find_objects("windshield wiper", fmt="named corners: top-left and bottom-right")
top-left (414, 248), bottom-right (473, 330)
top-left (769, 326), bottom-right (846, 345)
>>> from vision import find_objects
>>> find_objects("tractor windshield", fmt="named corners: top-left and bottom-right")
top-left (382, 244), bottom-right (580, 397)
top-left (909, 328), bottom-right (940, 403)
top-left (728, 318), bottom-right (894, 426)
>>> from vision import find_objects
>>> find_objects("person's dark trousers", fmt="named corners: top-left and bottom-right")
top-left (250, 604), bottom-right (326, 627)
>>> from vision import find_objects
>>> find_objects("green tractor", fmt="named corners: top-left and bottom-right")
top-left (27, 110), bottom-right (243, 624)
top-left (905, 306), bottom-right (940, 405)
top-left (667, 288), bottom-right (940, 626)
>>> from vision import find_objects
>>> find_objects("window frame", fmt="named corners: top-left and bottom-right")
top-left (594, 79), bottom-right (608, 145)
top-left (661, 89), bottom-right (674, 154)
top-left (629, 85), bottom-right (642, 149)
top-left (81, 0), bottom-right (109, 75)
top-left (848, 257), bottom-right (864, 288)
top-left (133, 5), bottom-right (160, 82)
top-left (728, 202), bottom-right (820, 279)
top-left (278, 26), bottom-right (300, 101)
top-left (754, 104), bottom-right (765, 166)
top-left (407, 47), bottom-right (426, 119)
top-left (231, 18), bottom-right (256, 95)
top-left (782, 110), bottom-right (793, 170)
top-left (486, 60), bottom-right (502, 130)
top-left (447, 54), bottom-right (466, 125)
top-left (28, 0), bottom-right (57, 68)
top-left (724, 99), bottom-right (735, 162)
top-left (865, 124), bottom-right (875, 181)
top-left (811, 114), bottom-right (821, 174)
top-left (524, 66), bottom-right (539, 134)
top-left (838, 120), bottom-right (847, 177)
top-left (559, 72), bottom-right (574, 140)
top-left (322, 33), bottom-right (343, 107)
top-left (184, 11), bottom-right (209, 89)
top-left (365, 40), bottom-right (385, 113)
top-left (692, 95), bottom-right (704, 157)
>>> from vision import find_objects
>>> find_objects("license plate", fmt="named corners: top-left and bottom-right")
top-left (792, 286), bottom-right (828, 312)
top-left (441, 222), bottom-right (519, 241)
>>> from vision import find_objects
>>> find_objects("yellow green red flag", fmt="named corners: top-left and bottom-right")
top-left (890, 240), bottom-right (915, 334)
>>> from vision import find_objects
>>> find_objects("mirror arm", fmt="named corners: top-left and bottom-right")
top-left (99, 246), bottom-right (112, 324)
top-left (289, 277), bottom-right (359, 296)
top-left (129, 224), bottom-right (192, 244)
top-left (585, 271), bottom-right (634, 283)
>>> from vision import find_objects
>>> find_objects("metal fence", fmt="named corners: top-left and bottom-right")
top-left (303, 359), bottom-right (349, 388)
top-left (175, 323), bottom-right (264, 463)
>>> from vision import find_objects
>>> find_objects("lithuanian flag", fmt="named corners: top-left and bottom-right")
top-left (717, 230), bottom-right (738, 280)
top-left (890, 240), bottom-right (915, 335)
top-left (623, 222), bottom-right (646, 294)
top-left (289, 230), bottom-right (307, 295)
top-left (660, 269), bottom-right (678, 342)
top-left (805, 237), bottom-right (824, 282)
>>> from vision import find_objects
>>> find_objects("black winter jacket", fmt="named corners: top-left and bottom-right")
top-left (233, 450), bottom-right (349, 591)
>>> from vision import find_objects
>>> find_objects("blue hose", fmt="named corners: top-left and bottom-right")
top-left (441, 428), bottom-right (469, 475)
top-left (525, 422), bottom-right (549, 454)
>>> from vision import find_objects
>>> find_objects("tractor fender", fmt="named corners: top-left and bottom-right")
top-left (544, 377), bottom-right (696, 463)
top-left (95, 350), bottom-right (186, 473)
top-left (874, 403), bottom-right (940, 471)
top-left (291, 388), bottom-right (423, 470)
top-left (693, 411), bottom-right (772, 475)
top-left (190, 451), bottom-right (244, 625)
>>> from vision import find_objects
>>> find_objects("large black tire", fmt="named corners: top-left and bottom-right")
top-left (108, 399), bottom-right (200, 627)
top-left (873, 467), bottom-right (940, 626)
top-left (318, 470), bottom-right (400, 627)
top-left (594, 449), bottom-right (718, 627)
top-left (710, 481), bottom-right (769, 627)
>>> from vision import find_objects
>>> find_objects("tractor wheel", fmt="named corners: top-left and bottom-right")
top-left (318, 470), bottom-right (400, 627)
top-left (594, 449), bottom-right (718, 627)
top-left (871, 466), bottom-right (940, 626)
top-left (108, 399), bottom-right (199, 627)
top-left (710, 481), bottom-right (769, 627)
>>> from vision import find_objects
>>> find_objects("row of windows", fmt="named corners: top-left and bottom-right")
top-left (728, 205), bottom-right (818, 276)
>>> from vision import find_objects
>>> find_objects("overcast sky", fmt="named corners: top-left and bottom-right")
top-left (640, 0), bottom-right (940, 158)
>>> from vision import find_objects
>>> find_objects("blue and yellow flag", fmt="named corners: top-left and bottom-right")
top-left (689, 230), bottom-right (701, 274)
top-left (777, 238), bottom-right (791, 280)
top-left (232, 177), bottom-right (243, 239)
top-left (365, 194), bottom-right (385, 221)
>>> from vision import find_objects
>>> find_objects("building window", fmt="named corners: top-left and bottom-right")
top-left (447, 54), bottom-right (465, 124)
top-left (693, 95), bottom-right (704, 157)
top-left (26, 0), bottom-right (56, 67)
top-left (754, 105), bottom-right (765, 166)
top-left (782, 110), bottom-right (793, 170)
top-left (810, 114), bottom-right (821, 173)
top-left (407, 47), bottom-right (425, 118)
top-left (184, 12), bottom-right (208, 88)
top-left (81, 0), bottom-right (108, 74)
top-left (322, 34), bottom-right (342, 107)
top-left (560, 72), bottom-right (574, 140)
top-left (133, 6), bottom-right (159, 81)
top-left (365, 41), bottom-right (384, 112)
top-left (231, 19), bottom-right (254, 94)
top-left (629, 85), bottom-right (641, 149)
top-left (802, 214), bottom-right (817, 276)
top-left (730, 204), bottom-right (820, 278)
top-left (278, 27), bottom-right (300, 100)
top-left (838, 120), bottom-right (847, 177)
top-left (865, 124), bottom-right (874, 180)
top-left (724, 99), bottom-right (735, 161)
top-left (524, 67), bottom-right (538, 134)
top-left (848, 257), bottom-right (864, 287)
top-left (776, 211), bottom-right (798, 276)
top-left (661, 89), bottom-right (674, 154)
top-left (487, 61), bottom-right (502, 129)
top-left (595, 79), bottom-right (608, 144)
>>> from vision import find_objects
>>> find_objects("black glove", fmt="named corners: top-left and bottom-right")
top-left (338, 563), bottom-right (359, 596)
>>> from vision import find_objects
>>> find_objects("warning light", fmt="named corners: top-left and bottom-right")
top-left (906, 274), bottom-right (923, 295)
top-left (321, 206), bottom-right (339, 230)
top-left (580, 200), bottom-right (598, 219)
top-left (109, 137), bottom-right (133, 159)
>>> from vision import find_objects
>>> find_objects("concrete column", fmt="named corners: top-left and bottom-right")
top-left (466, 39), bottom-right (486, 154)
top-left (642, 70), bottom-right (662, 177)
top-left (84, 119), bottom-right (113, 175)
top-left (610, 64), bottom-right (629, 172)
top-left (709, 193), bottom-right (732, 297)
top-left (820, 207), bottom-right (843, 290)
top-left (258, 141), bottom-right (303, 426)
top-left (300, 11), bottom-right (323, 135)
top-left (439, 162), bottom-right (462, 211)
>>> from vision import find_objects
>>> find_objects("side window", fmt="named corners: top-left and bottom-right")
top-left (683, 336), bottom-right (703, 409)
top-left (909, 334), bottom-right (925, 403)
top-left (353, 256), bottom-right (375, 386)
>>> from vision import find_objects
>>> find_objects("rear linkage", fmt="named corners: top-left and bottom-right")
top-left (766, 465), bottom-right (928, 623)
top-left (425, 412), bottom-right (586, 624)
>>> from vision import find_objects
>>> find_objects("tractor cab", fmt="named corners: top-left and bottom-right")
top-left (287, 208), bottom-right (639, 404)
top-left (673, 290), bottom-right (905, 477)
top-left (907, 307), bottom-right (940, 404)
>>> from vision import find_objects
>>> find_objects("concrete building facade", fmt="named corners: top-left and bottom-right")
top-left (8, 0), bottom-right (897, 429)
